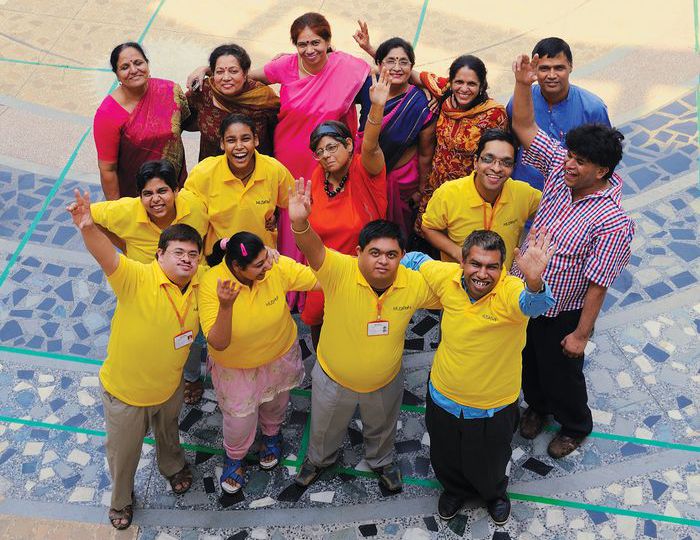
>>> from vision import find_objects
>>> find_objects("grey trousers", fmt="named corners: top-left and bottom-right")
top-left (101, 381), bottom-right (185, 510)
top-left (307, 361), bottom-right (403, 469)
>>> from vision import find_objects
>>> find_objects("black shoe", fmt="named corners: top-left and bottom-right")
top-left (372, 462), bottom-right (403, 493)
top-left (438, 492), bottom-right (464, 520)
top-left (487, 495), bottom-right (511, 526)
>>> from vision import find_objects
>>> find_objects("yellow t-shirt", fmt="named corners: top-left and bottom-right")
top-left (99, 255), bottom-right (203, 406)
top-left (420, 260), bottom-right (528, 409)
top-left (422, 173), bottom-right (541, 269)
top-left (183, 152), bottom-right (294, 254)
top-left (199, 257), bottom-right (317, 369)
top-left (90, 190), bottom-right (208, 264)
top-left (315, 249), bottom-right (440, 393)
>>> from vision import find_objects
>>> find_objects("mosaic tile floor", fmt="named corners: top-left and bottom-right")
top-left (1, 0), bottom-right (699, 539)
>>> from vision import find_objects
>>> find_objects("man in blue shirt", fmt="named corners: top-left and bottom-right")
top-left (506, 37), bottom-right (611, 190)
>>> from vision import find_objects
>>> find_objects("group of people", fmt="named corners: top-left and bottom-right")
top-left (70, 11), bottom-right (635, 531)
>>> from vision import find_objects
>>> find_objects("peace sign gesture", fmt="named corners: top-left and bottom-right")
top-left (512, 53), bottom-right (539, 86)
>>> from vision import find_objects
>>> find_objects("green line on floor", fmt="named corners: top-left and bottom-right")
top-left (412, 0), bottom-right (430, 48)
top-left (0, 346), bottom-right (103, 366)
top-left (0, 57), bottom-right (111, 72)
top-left (2, 414), bottom-right (700, 527)
top-left (544, 425), bottom-right (700, 453)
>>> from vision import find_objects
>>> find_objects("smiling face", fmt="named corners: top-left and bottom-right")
top-left (221, 122), bottom-right (259, 174)
top-left (314, 135), bottom-right (353, 174)
top-left (451, 66), bottom-right (482, 109)
top-left (115, 46), bottom-right (150, 90)
top-left (536, 52), bottom-right (572, 103)
top-left (212, 54), bottom-right (246, 96)
top-left (356, 237), bottom-right (403, 289)
top-left (381, 46), bottom-right (412, 86)
top-left (295, 27), bottom-right (329, 69)
top-left (473, 140), bottom-right (516, 201)
top-left (563, 150), bottom-right (608, 194)
top-left (156, 240), bottom-right (201, 286)
top-left (232, 248), bottom-right (271, 284)
top-left (460, 246), bottom-right (502, 300)
top-left (140, 177), bottom-right (177, 225)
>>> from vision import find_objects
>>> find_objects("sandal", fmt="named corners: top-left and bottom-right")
top-left (168, 464), bottom-right (193, 495)
top-left (220, 456), bottom-right (246, 494)
top-left (184, 378), bottom-right (204, 405)
top-left (259, 433), bottom-right (282, 470)
top-left (108, 504), bottom-right (133, 530)
top-left (372, 462), bottom-right (403, 493)
top-left (294, 458), bottom-right (325, 487)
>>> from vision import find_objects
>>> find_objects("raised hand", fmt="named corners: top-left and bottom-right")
top-left (265, 246), bottom-right (280, 265)
top-left (514, 227), bottom-right (555, 290)
top-left (66, 189), bottom-right (94, 230)
top-left (287, 177), bottom-right (312, 226)
top-left (369, 67), bottom-right (391, 107)
top-left (186, 65), bottom-right (209, 92)
top-left (216, 278), bottom-right (241, 309)
top-left (353, 20), bottom-right (372, 54)
top-left (512, 53), bottom-right (539, 86)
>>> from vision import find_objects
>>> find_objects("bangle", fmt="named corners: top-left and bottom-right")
top-left (291, 221), bottom-right (310, 234)
top-left (366, 115), bottom-right (381, 125)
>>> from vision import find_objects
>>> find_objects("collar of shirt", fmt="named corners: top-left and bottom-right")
top-left (565, 172), bottom-right (623, 206)
top-left (154, 259), bottom-right (200, 292)
top-left (134, 194), bottom-right (192, 225)
top-left (465, 173), bottom-right (514, 209)
top-left (355, 262), bottom-right (408, 294)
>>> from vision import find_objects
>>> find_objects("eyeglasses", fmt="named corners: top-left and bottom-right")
top-left (479, 154), bottom-right (515, 168)
top-left (167, 249), bottom-right (200, 261)
top-left (313, 142), bottom-right (341, 160)
top-left (381, 58), bottom-right (411, 69)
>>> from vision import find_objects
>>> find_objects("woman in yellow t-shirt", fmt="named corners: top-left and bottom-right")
top-left (199, 232), bottom-right (319, 494)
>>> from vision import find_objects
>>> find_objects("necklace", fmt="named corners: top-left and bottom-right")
top-left (299, 55), bottom-right (314, 77)
top-left (324, 172), bottom-right (348, 198)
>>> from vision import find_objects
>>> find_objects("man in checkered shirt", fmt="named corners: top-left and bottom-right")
top-left (510, 52), bottom-right (635, 458)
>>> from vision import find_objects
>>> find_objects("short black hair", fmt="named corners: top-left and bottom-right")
top-left (374, 37), bottom-right (415, 66)
top-left (309, 120), bottom-right (352, 151)
top-left (565, 124), bottom-right (624, 179)
top-left (219, 113), bottom-right (257, 139)
top-left (136, 160), bottom-right (178, 193)
top-left (208, 43), bottom-right (251, 73)
top-left (475, 129), bottom-right (518, 159)
top-left (358, 220), bottom-right (406, 252)
top-left (461, 230), bottom-right (505, 264)
top-left (532, 37), bottom-right (572, 64)
top-left (109, 42), bottom-right (148, 73)
top-left (157, 224), bottom-right (202, 254)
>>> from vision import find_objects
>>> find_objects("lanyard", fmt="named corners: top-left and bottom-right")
top-left (163, 287), bottom-right (192, 330)
top-left (375, 299), bottom-right (384, 320)
top-left (482, 194), bottom-right (501, 231)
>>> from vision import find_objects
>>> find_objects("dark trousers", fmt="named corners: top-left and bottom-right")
top-left (425, 390), bottom-right (519, 502)
top-left (521, 309), bottom-right (593, 438)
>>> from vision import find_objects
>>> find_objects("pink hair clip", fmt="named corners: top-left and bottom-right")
top-left (220, 237), bottom-right (229, 250)
top-left (240, 243), bottom-right (248, 256)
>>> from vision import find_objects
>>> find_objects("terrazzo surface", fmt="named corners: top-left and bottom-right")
top-left (0, 0), bottom-right (699, 539)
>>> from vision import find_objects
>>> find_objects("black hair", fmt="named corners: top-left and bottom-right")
top-left (219, 113), bottom-right (257, 139)
top-left (443, 55), bottom-right (489, 108)
top-left (157, 224), bottom-right (202, 254)
top-left (374, 37), bottom-right (415, 66)
top-left (136, 160), bottom-right (178, 193)
top-left (475, 129), bottom-right (518, 159)
top-left (358, 220), bottom-right (406, 252)
top-left (109, 42), bottom-right (148, 73)
top-left (565, 124), bottom-right (624, 179)
top-left (208, 43), bottom-right (251, 73)
top-left (309, 120), bottom-right (352, 151)
top-left (532, 37), bottom-right (573, 64)
top-left (223, 232), bottom-right (266, 270)
top-left (461, 230), bottom-right (505, 264)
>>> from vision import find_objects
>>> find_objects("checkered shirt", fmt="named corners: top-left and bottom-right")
top-left (512, 129), bottom-right (635, 317)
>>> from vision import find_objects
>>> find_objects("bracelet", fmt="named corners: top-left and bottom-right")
top-left (366, 115), bottom-right (381, 125)
top-left (291, 221), bottom-right (311, 234)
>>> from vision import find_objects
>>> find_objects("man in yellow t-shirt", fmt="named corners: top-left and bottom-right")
top-left (67, 190), bottom-right (203, 531)
top-left (421, 129), bottom-right (541, 269)
top-left (287, 179), bottom-right (439, 494)
top-left (91, 159), bottom-right (209, 406)
top-left (402, 229), bottom-right (555, 526)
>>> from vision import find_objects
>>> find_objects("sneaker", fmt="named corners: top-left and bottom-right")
top-left (487, 495), bottom-right (511, 526)
top-left (438, 492), bottom-right (464, 520)
top-left (519, 407), bottom-right (545, 439)
top-left (547, 434), bottom-right (584, 459)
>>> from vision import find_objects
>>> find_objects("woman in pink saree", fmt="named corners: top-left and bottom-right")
top-left (94, 42), bottom-right (189, 200)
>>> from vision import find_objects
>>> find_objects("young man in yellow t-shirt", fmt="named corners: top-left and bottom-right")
top-left (67, 190), bottom-right (203, 531)
top-left (287, 179), bottom-right (439, 494)
top-left (421, 129), bottom-right (541, 268)
top-left (402, 228), bottom-right (554, 526)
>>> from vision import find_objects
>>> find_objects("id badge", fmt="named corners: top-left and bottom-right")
top-left (367, 320), bottom-right (389, 336)
top-left (174, 330), bottom-right (194, 350)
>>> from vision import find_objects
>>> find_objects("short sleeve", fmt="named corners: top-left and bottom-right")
top-left (275, 164), bottom-right (295, 209)
top-left (90, 201), bottom-right (111, 228)
top-left (278, 257), bottom-right (317, 292)
top-left (182, 166), bottom-right (207, 210)
top-left (522, 129), bottom-right (567, 180)
top-left (313, 248), bottom-right (352, 294)
top-left (106, 254), bottom-right (143, 298)
top-left (584, 219), bottom-right (634, 287)
top-left (419, 71), bottom-right (449, 99)
top-left (418, 260), bottom-right (456, 298)
top-left (197, 268), bottom-right (220, 337)
top-left (93, 99), bottom-right (125, 162)
top-left (264, 54), bottom-right (295, 85)
top-left (177, 190), bottom-right (209, 237)
top-left (421, 186), bottom-right (449, 230)
top-left (412, 272), bottom-right (441, 310)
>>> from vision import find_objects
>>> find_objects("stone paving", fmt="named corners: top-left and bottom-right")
top-left (0, 1), bottom-right (699, 539)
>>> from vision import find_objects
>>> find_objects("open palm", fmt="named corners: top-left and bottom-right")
top-left (288, 177), bottom-right (312, 224)
top-left (66, 189), bottom-right (94, 230)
